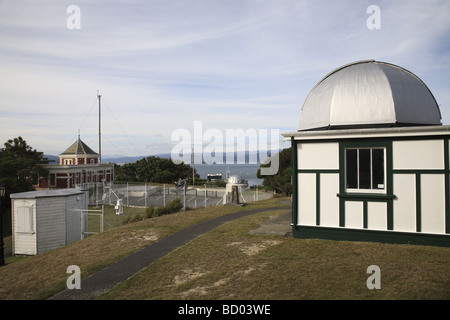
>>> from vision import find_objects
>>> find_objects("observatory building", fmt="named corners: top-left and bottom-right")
top-left (283, 60), bottom-right (450, 246)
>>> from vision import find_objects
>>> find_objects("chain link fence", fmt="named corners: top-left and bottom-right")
top-left (76, 182), bottom-right (274, 209)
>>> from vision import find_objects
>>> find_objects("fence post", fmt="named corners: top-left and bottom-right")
top-left (183, 184), bottom-right (186, 210)
top-left (101, 205), bottom-right (104, 233)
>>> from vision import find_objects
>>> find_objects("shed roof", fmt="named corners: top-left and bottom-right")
top-left (10, 189), bottom-right (84, 199)
top-left (299, 60), bottom-right (442, 131)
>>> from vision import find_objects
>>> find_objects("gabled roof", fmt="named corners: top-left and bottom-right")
top-left (60, 137), bottom-right (98, 156)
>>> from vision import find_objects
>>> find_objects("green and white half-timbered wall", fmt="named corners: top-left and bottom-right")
top-left (285, 126), bottom-right (450, 247)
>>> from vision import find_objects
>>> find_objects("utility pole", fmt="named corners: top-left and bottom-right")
top-left (192, 148), bottom-right (195, 188)
top-left (98, 91), bottom-right (101, 163)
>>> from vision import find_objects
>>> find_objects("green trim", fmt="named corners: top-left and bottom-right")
top-left (292, 225), bottom-right (450, 247)
top-left (338, 140), bottom-right (394, 229)
top-left (393, 169), bottom-right (446, 174)
top-left (363, 201), bottom-right (368, 228)
top-left (292, 133), bottom-right (450, 144)
top-left (316, 173), bottom-right (320, 225)
top-left (416, 174), bottom-right (421, 232)
top-left (387, 199), bottom-right (393, 230)
top-left (291, 137), bottom-right (298, 227)
top-left (339, 142), bottom-right (346, 227)
top-left (297, 169), bottom-right (340, 174)
top-left (337, 193), bottom-right (396, 200)
top-left (445, 139), bottom-right (450, 234)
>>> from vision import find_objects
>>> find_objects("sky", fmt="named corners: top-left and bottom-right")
top-left (1, 0), bottom-right (449, 160)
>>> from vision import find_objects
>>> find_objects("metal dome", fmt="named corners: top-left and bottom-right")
top-left (299, 60), bottom-right (442, 131)
top-left (228, 175), bottom-right (244, 184)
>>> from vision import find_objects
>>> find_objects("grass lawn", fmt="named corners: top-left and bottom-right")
top-left (0, 198), bottom-right (287, 300)
top-left (1, 197), bottom-right (449, 300)
top-left (99, 208), bottom-right (450, 300)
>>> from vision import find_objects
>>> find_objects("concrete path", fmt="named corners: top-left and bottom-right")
top-left (49, 206), bottom-right (290, 300)
top-left (249, 210), bottom-right (292, 237)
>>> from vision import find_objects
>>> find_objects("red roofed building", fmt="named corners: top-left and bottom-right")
top-left (38, 136), bottom-right (114, 189)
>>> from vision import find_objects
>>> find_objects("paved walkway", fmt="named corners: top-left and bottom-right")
top-left (49, 206), bottom-right (290, 300)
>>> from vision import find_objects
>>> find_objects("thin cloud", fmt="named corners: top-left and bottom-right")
top-left (0, 0), bottom-right (449, 156)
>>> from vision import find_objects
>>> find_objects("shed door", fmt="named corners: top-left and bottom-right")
top-left (13, 201), bottom-right (37, 255)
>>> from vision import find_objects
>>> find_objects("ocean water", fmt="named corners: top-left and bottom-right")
top-left (193, 163), bottom-right (263, 186)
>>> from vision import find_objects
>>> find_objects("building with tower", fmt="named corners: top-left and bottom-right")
top-left (38, 136), bottom-right (114, 189)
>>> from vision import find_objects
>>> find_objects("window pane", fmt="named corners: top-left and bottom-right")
top-left (346, 149), bottom-right (358, 188)
top-left (359, 149), bottom-right (371, 189)
top-left (372, 148), bottom-right (385, 189)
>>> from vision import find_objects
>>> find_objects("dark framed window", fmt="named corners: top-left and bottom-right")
top-left (345, 148), bottom-right (385, 191)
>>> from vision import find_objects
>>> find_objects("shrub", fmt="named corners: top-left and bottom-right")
top-left (165, 198), bottom-right (183, 214)
top-left (122, 198), bottom-right (185, 225)
top-left (145, 205), bottom-right (155, 219)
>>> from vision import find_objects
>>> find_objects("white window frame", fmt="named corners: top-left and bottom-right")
top-left (345, 147), bottom-right (387, 194)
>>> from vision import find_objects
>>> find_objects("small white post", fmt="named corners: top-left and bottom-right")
top-left (163, 184), bottom-right (166, 207)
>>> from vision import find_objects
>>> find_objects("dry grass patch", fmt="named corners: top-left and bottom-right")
top-left (99, 209), bottom-right (450, 300)
top-left (0, 198), bottom-right (287, 300)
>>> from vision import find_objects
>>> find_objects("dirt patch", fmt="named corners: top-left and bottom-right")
top-left (178, 265), bottom-right (266, 298)
top-left (121, 229), bottom-right (159, 242)
top-left (173, 268), bottom-right (211, 286)
top-left (227, 240), bottom-right (283, 256)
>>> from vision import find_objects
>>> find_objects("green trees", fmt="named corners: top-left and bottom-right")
top-left (257, 147), bottom-right (292, 196)
top-left (115, 156), bottom-right (200, 184)
top-left (0, 137), bottom-right (48, 201)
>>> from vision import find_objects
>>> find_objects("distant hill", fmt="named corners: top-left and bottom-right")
top-left (45, 150), bottom-right (280, 165)
top-left (42, 155), bottom-right (59, 163)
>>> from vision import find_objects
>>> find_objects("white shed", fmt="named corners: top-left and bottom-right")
top-left (10, 189), bottom-right (88, 255)
top-left (283, 60), bottom-right (450, 247)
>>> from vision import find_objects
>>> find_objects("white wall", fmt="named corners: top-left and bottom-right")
top-left (320, 174), bottom-right (340, 227)
top-left (297, 143), bottom-right (339, 170)
top-left (345, 202), bottom-right (363, 229)
top-left (421, 174), bottom-right (446, 234)
top-left (36, 197), bottom-right (66, 254)
top-left (296, 143), bottom-right (340, 227)
top-left (295, 137), bottom-right (449, 237)
top-left (393, 140), bottom-right (446, 235)
top-left (367, 202), bottom-right (387, 230)
top-left (297, 173), bottom-right (316, 226)
top-left (393, 140), bottom-right (444, 169)
top-left (393, 174), bottom-right (416, 232)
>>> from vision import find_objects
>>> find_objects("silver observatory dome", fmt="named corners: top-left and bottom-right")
top-left (299, 60), bottom-right (442, 131)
